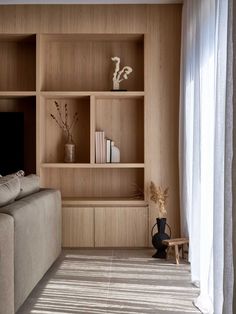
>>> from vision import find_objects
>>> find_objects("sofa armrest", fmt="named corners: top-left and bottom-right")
top-left (0, 213), bottom-right (14, 314)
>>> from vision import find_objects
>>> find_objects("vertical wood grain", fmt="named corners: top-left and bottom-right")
top-left (95, 207), bottom-right (148, 247)
top-left (62, 207), bottom-right (94, 247)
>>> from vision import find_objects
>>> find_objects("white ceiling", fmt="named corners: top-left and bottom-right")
top-left (0, 0), bottom-right (183, 4)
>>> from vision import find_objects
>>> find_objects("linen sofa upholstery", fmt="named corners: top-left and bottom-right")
top-left (0, 213), bottom-right (14, 314)
top-left (0, 188), bottom-right (61, 312)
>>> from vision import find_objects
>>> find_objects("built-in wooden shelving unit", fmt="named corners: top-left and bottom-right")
top-left (0, 3), bottom-right (181, 248)
top-left (37, 33), bottom-right (145, 209)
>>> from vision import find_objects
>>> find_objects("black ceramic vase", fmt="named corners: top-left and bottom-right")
top-left (151, 218), bottom-right (171, 258)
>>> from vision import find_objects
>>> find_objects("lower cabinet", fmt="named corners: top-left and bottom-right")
top-left (95, 207), bottom-right (148, 247)
top-left (62, 206), bottom-right (148, 248)
top-left (62, 207), bottom-right (94, 247)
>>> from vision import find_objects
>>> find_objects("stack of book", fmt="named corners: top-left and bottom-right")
top-left (95, 131), bottom-right (119, 163)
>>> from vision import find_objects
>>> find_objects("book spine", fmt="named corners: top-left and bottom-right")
top-left (95, 131), bottom-right (106, 163)
top-left (106, 139), bottom-right (111, 163)
top-left (95, 131), bottom-right (101, 163)
top-left (101, 131), bottom-right (106, 163)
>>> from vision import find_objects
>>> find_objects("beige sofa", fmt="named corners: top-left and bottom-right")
top-left (0, 213), bottom-right (14, 314)
top-left (0, 189), bottom-right (61, 313)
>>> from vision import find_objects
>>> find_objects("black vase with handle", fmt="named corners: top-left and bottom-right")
top-left (151, 218), bottom-right (171, 258)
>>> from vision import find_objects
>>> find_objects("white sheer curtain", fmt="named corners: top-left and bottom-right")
top-left (179, 0), bottom-right (228, 313)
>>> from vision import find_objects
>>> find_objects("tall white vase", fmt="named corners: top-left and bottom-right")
top-left (111, 141), bottom-right (120, 163)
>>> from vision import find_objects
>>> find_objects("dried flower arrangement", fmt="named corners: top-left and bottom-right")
top-left (50, 101), bottom-right (78, 143)
top-left (150, 181), bottom-right (169, 218)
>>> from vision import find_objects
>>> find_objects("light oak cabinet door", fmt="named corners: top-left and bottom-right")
top-left (62, 207), bottom-right (94, 247)
top-left (95, 207), bottom-right (148, 247)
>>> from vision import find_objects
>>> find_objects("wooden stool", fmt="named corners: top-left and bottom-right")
top-left (162, 238), bottom-right (189, 265)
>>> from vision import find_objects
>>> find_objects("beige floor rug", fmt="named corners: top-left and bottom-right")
top-left (17, 249), bottom-right (200, 314)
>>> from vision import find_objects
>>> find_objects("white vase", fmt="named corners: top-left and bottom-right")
top-left (111, 141), bottom-right (120, 163)
top-left (113, 81), bottom-right (120, 90)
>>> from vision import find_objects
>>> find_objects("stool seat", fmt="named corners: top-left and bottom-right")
top-left (162, 237), bottom-right (189, 265)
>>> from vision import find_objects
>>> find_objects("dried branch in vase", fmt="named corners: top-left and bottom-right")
top-left (50, 101), bottom-right (78, 143)
top-left (150, 181), bottom-right (169, 218)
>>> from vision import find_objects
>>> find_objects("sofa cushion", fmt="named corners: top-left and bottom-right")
top-left (0, 175), bottom-right (20, 207)
top-left (16, 174), bottom-right (40, 200)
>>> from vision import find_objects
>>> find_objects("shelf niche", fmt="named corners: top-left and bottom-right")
top-left (95, 96), bottom-right (144, 163)
top-left (42, 96), bottom-right (90, 163)
top-left (0, 35), bottom-right (36, 91)
top-left (41, 167), bottom-right (144, 200)
top-left (40, 34), bottom-right (144, 92)
top-left (0, 96), bottom-right (36, 174)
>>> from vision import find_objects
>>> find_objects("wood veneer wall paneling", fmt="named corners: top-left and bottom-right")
top-left (145, 6), bottom-right (182, 239)
top-left (41, 168), bottom-right (144, 199)
top-left (0, 4), bottom-right (182, 246)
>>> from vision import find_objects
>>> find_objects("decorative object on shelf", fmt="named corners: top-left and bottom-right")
top-left (151, 218), bottom-right (171, 258)
top-left (106, 139), bottom-right (111, 163)
top-left (64, 143), bottom-right (76, 163)
top-left (111, 141), bottom-right (120, 163)
top-left (95, 131), bottom-right (106, 164)
top-left (150, 181), bottom-right (169, 218)
top-left (150, 182), bottom-right (170, 258)
top-left (111, 56), bottom-right (133, 91)
top-left (130, 183), bottom-right (144, 200)
top-left (50, 101), bottom-right (78, 163)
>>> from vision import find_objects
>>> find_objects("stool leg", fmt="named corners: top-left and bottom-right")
top-left (166, 247), bottom-right (170, 260)
top-left (175, 245), bottom-right (180, 265)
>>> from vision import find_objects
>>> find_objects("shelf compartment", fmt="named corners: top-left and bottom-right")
top-left (0, 96), bottom-right (36, 175)
top-left (0, 34), bottom-right (36, 91)
top-left (41, 168), bottom-right (144, 200)
top-left (95, 97), bottom-right (144, 163)
top-left (40, 34), bottom-right (144, 92)
top-left (41, 163), bottom-right (144, 168)
top-left (0, 92), bottom-right (36, 98)
top-left (41, 96), bottom-right (90, 164)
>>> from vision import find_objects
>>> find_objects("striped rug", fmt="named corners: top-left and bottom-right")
top-left (17, 249), bottom-right (200, 314)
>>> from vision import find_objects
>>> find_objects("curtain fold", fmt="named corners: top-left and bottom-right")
top-left (179, 0), bottom-right (230, 313)
top-left (223, 0), bottom-right (234, 313)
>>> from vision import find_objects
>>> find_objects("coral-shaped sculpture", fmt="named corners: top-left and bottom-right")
top-left (111, 56), bottom-right (133, 90)
top-left (150, 182), bottom-right (169, 218)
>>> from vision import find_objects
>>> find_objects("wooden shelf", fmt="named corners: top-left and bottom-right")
top-left (41, 34), bottom-right (144, 42)
top-left (0, 91), bottom-right (36, 98)
top-left (62, 197), bottom-right (147, 207)
top-left (40, 91), bottom-right (144, 98)
top-left (41, 163), bottom-right (145, 169)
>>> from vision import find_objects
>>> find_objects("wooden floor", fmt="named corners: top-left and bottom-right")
top-left (17, 249), bottom-right (200, 314)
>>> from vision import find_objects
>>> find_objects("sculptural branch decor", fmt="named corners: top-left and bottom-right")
top-left (111, 56), bottom-right (133, 91)
top-left (50, 101), bottom-right (78, 163)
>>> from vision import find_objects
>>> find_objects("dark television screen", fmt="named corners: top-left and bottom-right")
top-left (0, 112), bottom-right (24, 176)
